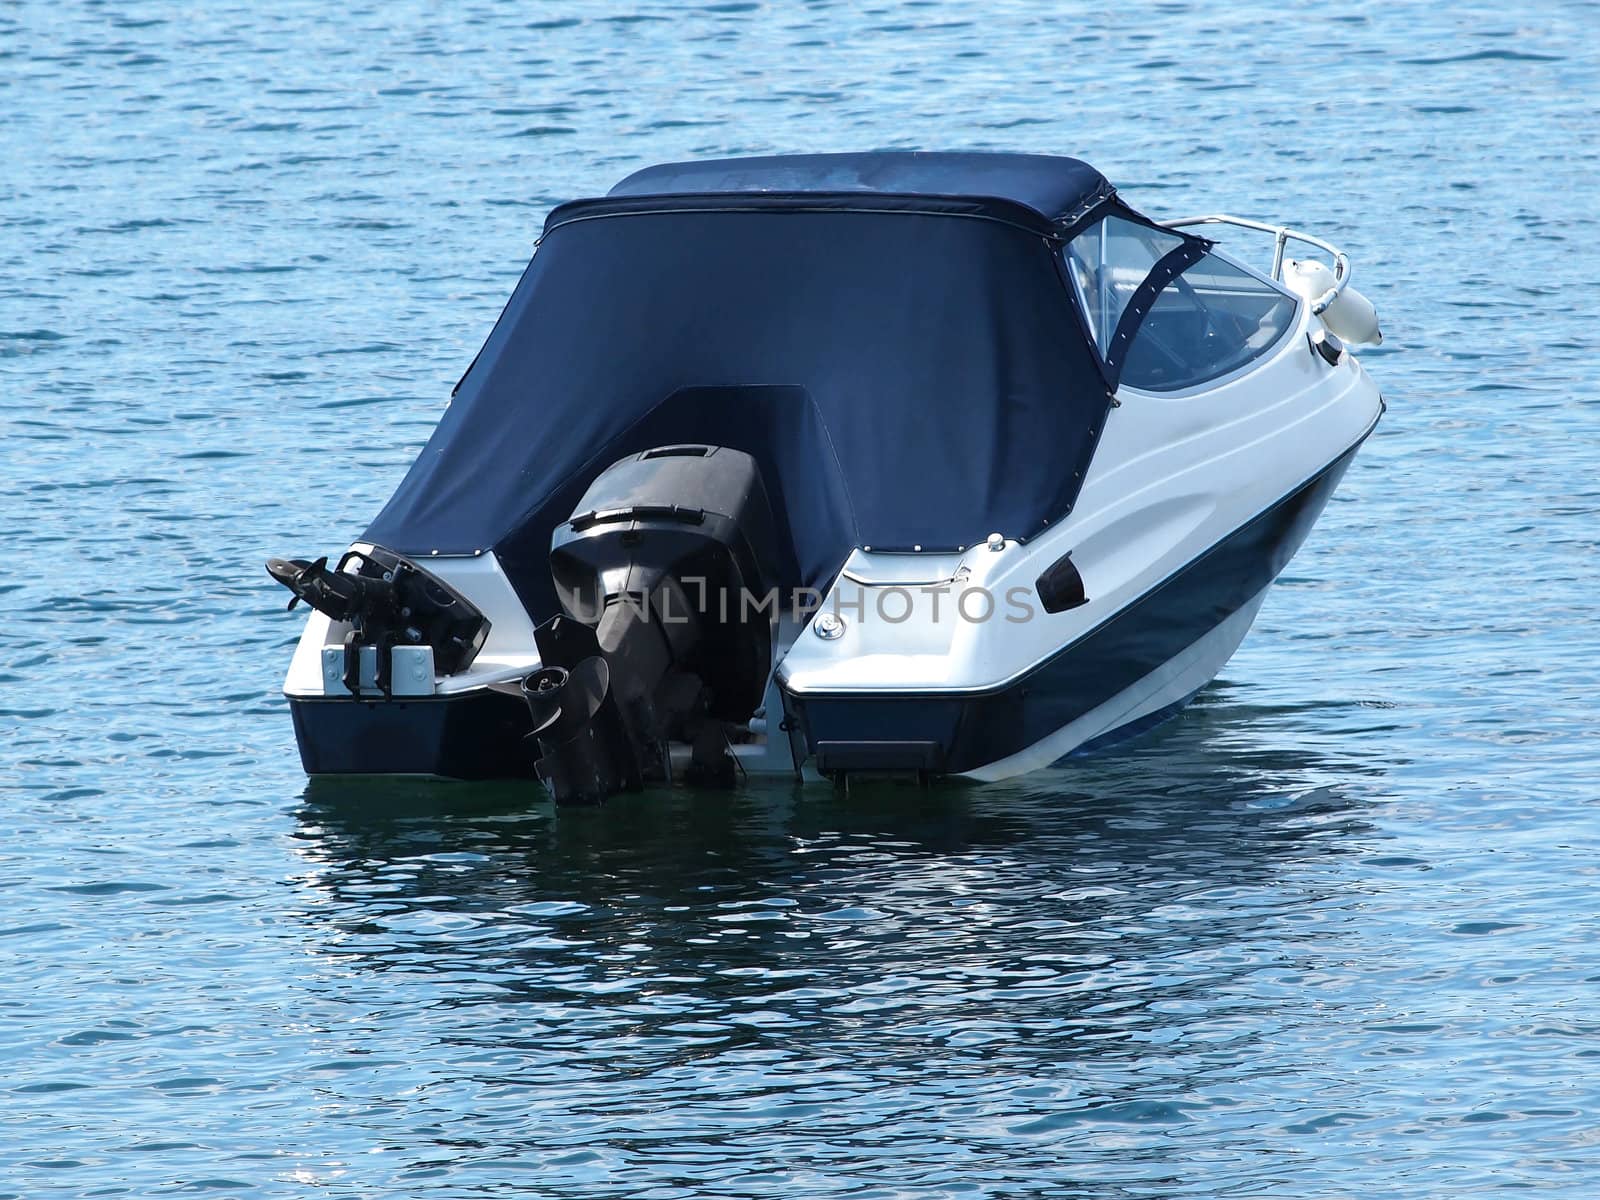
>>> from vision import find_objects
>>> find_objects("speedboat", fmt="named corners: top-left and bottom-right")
top-left (268, 152), bottom-right (1384, 803)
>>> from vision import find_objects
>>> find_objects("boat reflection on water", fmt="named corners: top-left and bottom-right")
top-left (282, 690), bottom-right (1388, 1188)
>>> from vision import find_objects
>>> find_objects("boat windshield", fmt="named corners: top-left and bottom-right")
top-left (1064, 216), bottom-right (1299, 391)
top-left (1063, 215), bottom-right (1188, 353)
top-left (1120, 254), bottom-right (1299, 391)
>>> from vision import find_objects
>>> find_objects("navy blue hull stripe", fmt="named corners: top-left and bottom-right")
top-left (290, 690), bottom-right (535, 780)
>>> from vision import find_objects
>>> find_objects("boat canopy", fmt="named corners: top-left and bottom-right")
top-left (607, 151), bottom-right (1115, 228)
top-left (364, 153), bottom-right (1192, 617)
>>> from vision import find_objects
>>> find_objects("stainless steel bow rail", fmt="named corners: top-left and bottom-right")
top-left (1163, 214), bottom-right (1351, 315)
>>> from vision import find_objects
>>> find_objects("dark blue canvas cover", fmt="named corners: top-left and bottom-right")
top-left (608, 152), bottom-right (1114, 227)
top-left (364, 154), bottom-right (1130, 618)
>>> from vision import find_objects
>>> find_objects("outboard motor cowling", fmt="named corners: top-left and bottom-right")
top-left (524, 445), bottom-right (779, 804)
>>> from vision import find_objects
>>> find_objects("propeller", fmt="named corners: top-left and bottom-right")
top-left (521, 657), bottom-right (611, 742)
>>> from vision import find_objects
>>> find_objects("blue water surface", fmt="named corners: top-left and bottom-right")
top-left (3, 1), bottom-right (1599, 1195)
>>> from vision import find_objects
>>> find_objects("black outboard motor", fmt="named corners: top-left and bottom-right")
top-left (523, 445), bottom-right (778, 805)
